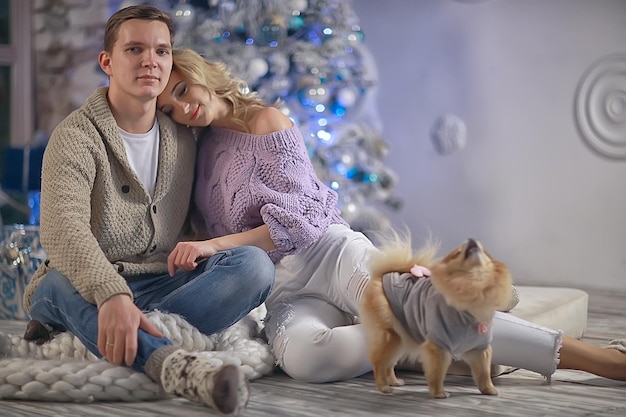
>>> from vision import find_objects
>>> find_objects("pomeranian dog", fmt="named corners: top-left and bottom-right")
top-left (360, 234), bottom-right (512, 399)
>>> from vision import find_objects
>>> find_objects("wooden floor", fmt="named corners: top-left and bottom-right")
top-left (0, 287), bottom-right (625, 417)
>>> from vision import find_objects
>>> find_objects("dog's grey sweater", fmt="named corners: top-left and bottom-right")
top-left (382, 273), bottom-right (492, 360)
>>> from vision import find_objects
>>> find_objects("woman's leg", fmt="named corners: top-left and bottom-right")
top-left (266, 225), bottom-right (376, 320)
top-left (264, 297), bottom-right (372, 383)
top-left (558, 336), bottom-right (626, 380)
top-left (490, 312), bottom-right (562, 379)
top-left (491, 312), bottom-right (626, 381)
top-left (262, 226), bottom-right (376, 383)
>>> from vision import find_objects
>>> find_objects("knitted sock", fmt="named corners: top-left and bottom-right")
top-left (146, 346), bottom-right (250, 415)
top-left (605, 339), bottom-right (626, 353)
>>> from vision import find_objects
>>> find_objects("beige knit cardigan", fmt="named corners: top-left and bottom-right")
top-left (24, 87), bottom-right (196, 311)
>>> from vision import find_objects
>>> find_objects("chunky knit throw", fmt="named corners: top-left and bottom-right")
top-left (0, 307), bottom-right (273, 402)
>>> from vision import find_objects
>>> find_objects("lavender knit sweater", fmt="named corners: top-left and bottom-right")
top-left (194, 126), bottom-right (347, 262)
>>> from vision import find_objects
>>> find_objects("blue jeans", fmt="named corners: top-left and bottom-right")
top-left (28, 246), bottom-right (274, 373)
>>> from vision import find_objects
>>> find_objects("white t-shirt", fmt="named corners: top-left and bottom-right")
top-left (119, 120), bottom-right (159, 197)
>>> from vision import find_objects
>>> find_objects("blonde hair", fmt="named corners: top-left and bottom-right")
top-left (172, 48), bottom-right (267, 132)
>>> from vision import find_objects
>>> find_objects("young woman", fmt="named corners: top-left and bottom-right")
top-left (158, 48), bottom-right (626, 383)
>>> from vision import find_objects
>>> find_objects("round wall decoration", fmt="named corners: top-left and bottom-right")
top-left (575, 53), bottom-right (626, 159)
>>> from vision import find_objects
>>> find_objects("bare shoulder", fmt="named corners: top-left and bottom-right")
top-left (248, 106), bottom-right (293, 135)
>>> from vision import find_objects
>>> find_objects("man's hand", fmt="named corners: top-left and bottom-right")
top-left (97, 294), bottom-right (163, 366)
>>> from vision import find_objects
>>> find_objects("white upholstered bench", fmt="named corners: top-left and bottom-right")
top-left (509, 286), bottom-right (588, 339)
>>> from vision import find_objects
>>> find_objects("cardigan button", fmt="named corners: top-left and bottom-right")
top-left (152, 205), bottom-right (157, 214)
top-left (150, 245), bottom-right (157, 252)
top-left (121, 185), bottom-right (130, 193)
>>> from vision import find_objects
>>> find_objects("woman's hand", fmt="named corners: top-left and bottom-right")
top-left (167, 240), bottom-right (220, 276)
top-left (167, 225), bottom-right (276, 276)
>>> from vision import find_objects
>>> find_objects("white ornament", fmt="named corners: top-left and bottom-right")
top-left (290, 0), bottom-right (308, 13)
top-left (248, 58), bottom-right (269, 80)
top-left (430, 114), bottom-right (467, 155)
top-left (172, 2), bottom-right (194, 26)
top-left (336, 87), bottom-right (357, 108)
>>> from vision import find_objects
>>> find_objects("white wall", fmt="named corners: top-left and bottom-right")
top-left (352, 0), bottom-right (626, 291)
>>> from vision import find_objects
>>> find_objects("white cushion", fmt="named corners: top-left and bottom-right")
top-left (509, 286), bottom-right (588, 339)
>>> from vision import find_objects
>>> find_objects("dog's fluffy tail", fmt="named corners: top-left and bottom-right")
top-left (368, 230), bottom-right (440, 280)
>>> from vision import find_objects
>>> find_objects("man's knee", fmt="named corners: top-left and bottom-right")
top-left (238, 246), bottom-right (275, 297)
top-left (33, 269), bottom-right (73, 299)
top-left (29, 269), bottom-right (75, 320)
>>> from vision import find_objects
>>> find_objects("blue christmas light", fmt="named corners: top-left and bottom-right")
top-left (333, 161), bottom-right (348, 175)
top-left (289, 16), bottom-right (304, 30)
top-left (345, 167), bottom-right (359, 179)
top-left (331, 102), bottom-right (346, 116)
top-left (365, 173), bottom-right (379, 183)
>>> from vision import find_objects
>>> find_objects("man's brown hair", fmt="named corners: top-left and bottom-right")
top-left (103, 5), bottom-right (175, 52)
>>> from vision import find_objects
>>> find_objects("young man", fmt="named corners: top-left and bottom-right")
top-left (22, 6), bottom-right (274, 415)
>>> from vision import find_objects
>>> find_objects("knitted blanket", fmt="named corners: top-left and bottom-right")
top-left (0, 306), bottom-right (275, 402)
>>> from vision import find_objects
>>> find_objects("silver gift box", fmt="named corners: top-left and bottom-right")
top-left (0, 224), bottom-right (46, 320)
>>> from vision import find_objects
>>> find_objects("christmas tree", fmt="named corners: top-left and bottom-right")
top-left (149, 0), bottom-right (401, 232)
